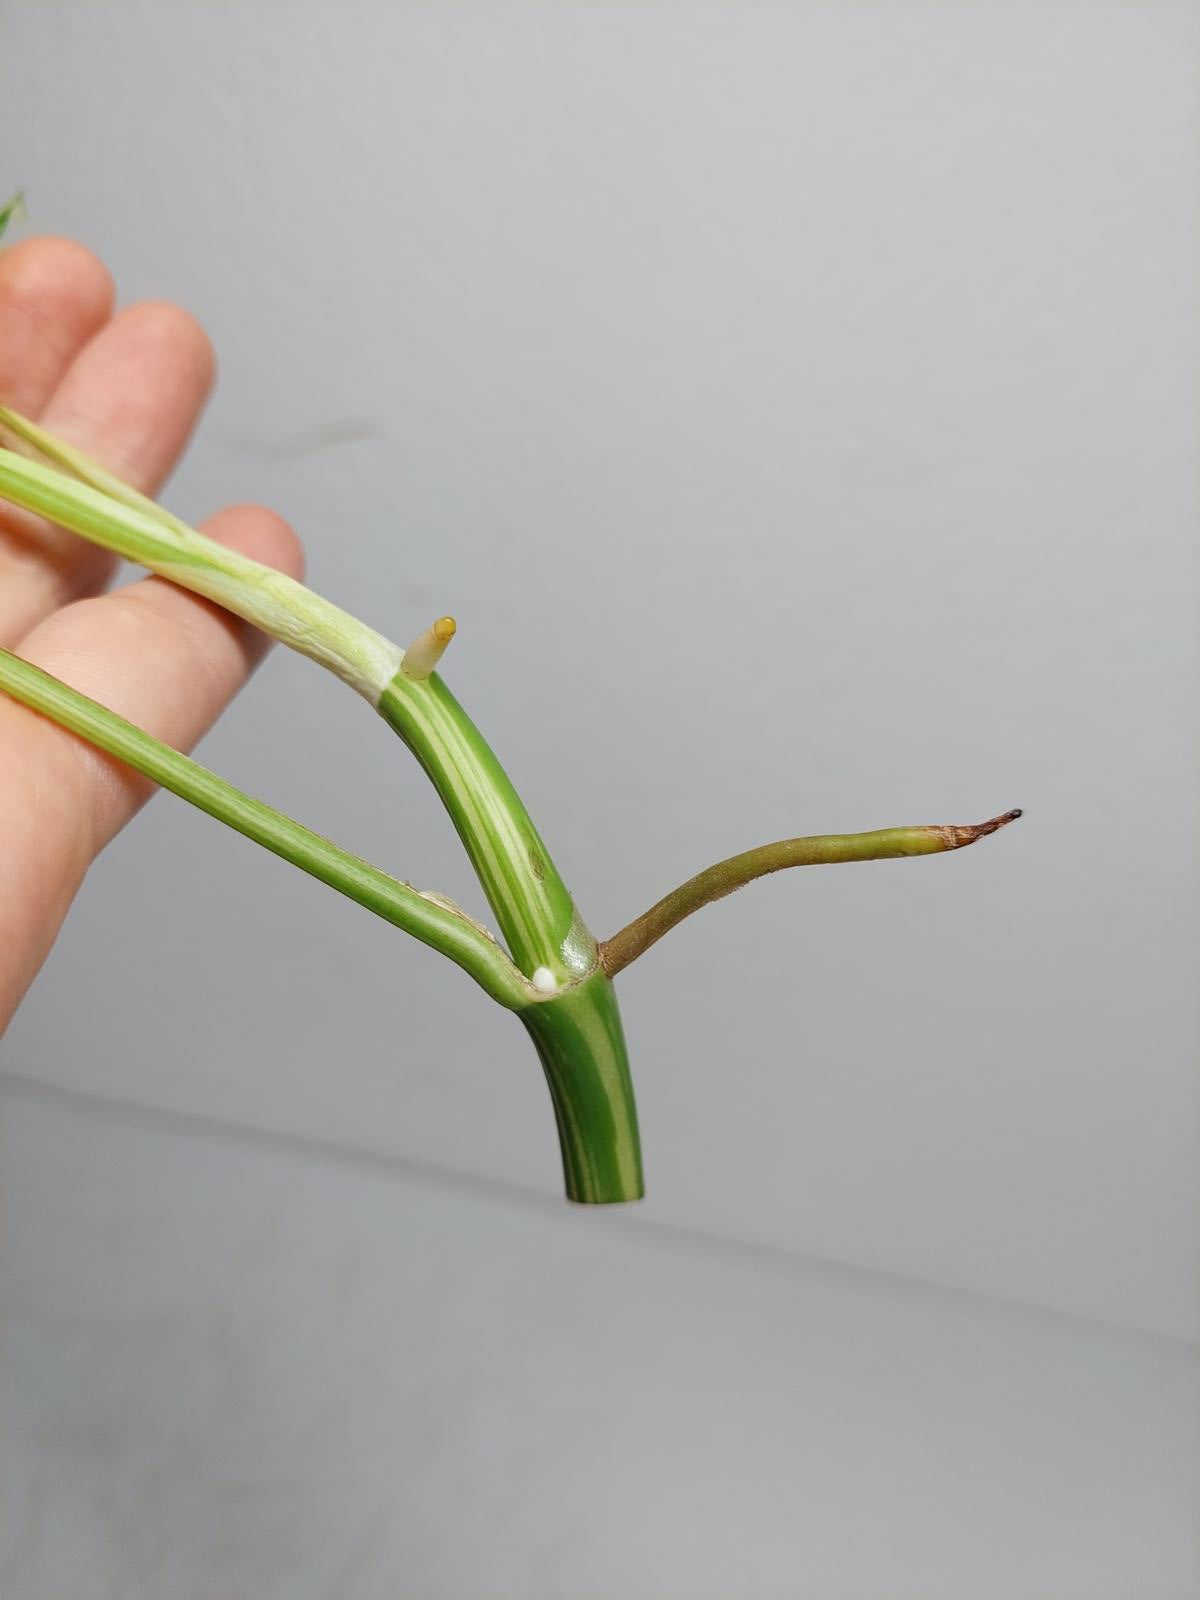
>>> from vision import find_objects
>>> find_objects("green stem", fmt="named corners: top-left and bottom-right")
top-left (519, 967), bottom-right (644, 1203)
top-left (601, 810), bottom-right (1023, 977)
top-left (379, 672), bottom-right (645, 1201)
top-left (0, 648), bottom-right (532, 1010)
top-left (0, 437), bottom-right (403, 700)
top-left (378, 672), bottom-right (588, 983)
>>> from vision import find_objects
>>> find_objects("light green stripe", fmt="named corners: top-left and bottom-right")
top-left (0, 443), bottom-right (403, 700)
top-left (378, 673), bottom-right (591, 980)
top-left (0, 648), bottom-right (531, 1010)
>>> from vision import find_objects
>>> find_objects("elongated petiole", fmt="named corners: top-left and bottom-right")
top-left (0, 427), bottom-right (403, 701)
top-left (0, 400), bottom-right (201, 526)
top-left (599, 809), bottom-right (1023, 977)
top-left (0, 648), bottom-right (534, 1011)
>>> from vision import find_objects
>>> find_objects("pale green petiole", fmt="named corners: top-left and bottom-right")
top-left (0, 647), bottom-right (534, 1012)
top-left (0, 429), bottom-right (403, 701)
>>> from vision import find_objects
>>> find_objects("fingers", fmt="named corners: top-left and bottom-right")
top-left (1, 250), bottom-right (214, 644)
top-left (0, 505), bottom-right (303, 1027)
top-left (0, 237), bottom-right (114, 416)
top-left (0, 237), bottom-right (114, 640)
top-left (19, 503), bottom-right (304, 844)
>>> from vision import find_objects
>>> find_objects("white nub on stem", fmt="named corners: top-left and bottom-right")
top-left (400, 616), bottom-right (456, 681)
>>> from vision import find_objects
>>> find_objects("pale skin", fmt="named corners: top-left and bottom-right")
top-left (0, 237), bottom-right (303, 1031)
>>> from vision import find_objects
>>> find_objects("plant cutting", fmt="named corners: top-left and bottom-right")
top-left (0, 202), bottom-right (1020, 1204)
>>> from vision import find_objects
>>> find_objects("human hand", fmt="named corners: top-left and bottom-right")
top-left (0, 237), bottom-right (303, 1030)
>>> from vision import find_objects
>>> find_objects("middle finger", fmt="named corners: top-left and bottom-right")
top-left (1, 298), bottom-right (215, 646)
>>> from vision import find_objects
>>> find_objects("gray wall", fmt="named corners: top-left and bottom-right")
top-left (2, 3), bottom-right (1197, 1595)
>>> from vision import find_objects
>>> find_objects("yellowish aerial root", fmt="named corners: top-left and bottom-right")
top-left (400, 616), bottom-right (456, 680)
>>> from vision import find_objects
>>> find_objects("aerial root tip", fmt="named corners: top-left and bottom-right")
top-left (400, 615), bottom-right (457, 680)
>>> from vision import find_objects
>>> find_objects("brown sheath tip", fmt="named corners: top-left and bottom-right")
top-left (938, 809), bottom-right (1023, 850)
top-left (980, 807), bottom-right (1023, 833)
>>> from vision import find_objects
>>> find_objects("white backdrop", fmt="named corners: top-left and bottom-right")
top-left (1, 5), bottom-right (1197, 1594)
